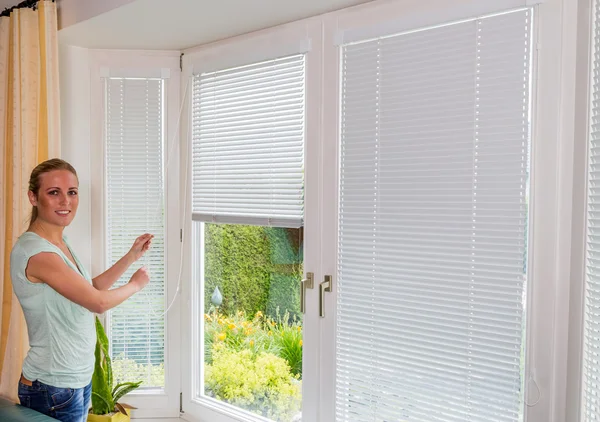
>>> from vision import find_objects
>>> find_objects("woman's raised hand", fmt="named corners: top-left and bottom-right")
top-left (128, 233), bottom-right (154, 261)
top-left (128, 266), bottom-right (150, 292)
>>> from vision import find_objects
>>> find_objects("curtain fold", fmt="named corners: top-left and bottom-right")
top-left (0, 0), bottom-right (60, 401)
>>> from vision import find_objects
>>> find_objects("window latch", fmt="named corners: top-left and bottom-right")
top-left (300, 272), bottom-right (314, 314)
top-left (320, 275), bottom-right (332, 318)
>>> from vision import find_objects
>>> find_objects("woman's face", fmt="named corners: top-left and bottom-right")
top-left (28, 169), bottom-right (79, 228)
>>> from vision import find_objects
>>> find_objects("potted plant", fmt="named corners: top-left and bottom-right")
top-left (88, 316), bottom-right (142, 422)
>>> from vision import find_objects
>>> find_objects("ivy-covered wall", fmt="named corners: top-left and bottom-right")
top-left (204, 224), bottom-right (303, 321)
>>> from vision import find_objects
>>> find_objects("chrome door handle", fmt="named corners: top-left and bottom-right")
top-left (300, 272), bottom-right (314, 314)
top-left (320, 275), bottom-right (332, 318)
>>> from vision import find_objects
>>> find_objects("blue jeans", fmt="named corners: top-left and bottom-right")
top-left (18, 377), bottom-right (92, 422)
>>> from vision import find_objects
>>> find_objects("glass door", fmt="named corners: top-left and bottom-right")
top-left (181, 22), bottom-right (322, 422)
top-left (320, 7), bottom-right (535, 422)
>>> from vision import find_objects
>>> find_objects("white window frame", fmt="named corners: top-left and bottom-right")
top-left (317, 0), bottom-right (577, 421)
top-left (89, 50), bottom-right (182, 419)
top-left (179, 18), bottom-right (323, 422)
top-left (567, 0), bottom-right (600, 421)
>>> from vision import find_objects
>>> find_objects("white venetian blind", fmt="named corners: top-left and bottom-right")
top-left (337, 9), bottom-right (532, 421)
top-left (584, 0), bottom-right (600, 419)
top-left (105, 77), bottom-right (166, 388)
top-left (192, 55), bottom-right (305, 228)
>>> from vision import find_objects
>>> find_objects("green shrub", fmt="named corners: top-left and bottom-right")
top-left (269, 311), bottom-right (303, 378)
top-left (205, 347), bottom-right (301, 422)
top-left (204, 310), bottom-right (278, 364)
top-left (204, 224), bottom-right (271, 316)
top-left (204, 225), bottom-right (303, 320)
top-left (204, 309), bottom-right (303, 377)
top-left (265, 228), bottom-right (303, 322)
top-left (266, 273), bottom-right (302, 323)
top-left (264, 227), bottom-right (303, 265)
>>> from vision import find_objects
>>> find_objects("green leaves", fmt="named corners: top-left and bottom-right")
top-left (91, 322), bottom-right (113, 415)
top-left (90, 316), bottom-right (143, 415)
top-left (204, 224), bottom-right (303, 320)
top-left (205, 348), bottom-right (301, 421)
top-left (113, 381), bottom-right (143, 404)
top-left (91, 391), bottom-right (113, 414)
top-left (95, 316), bottom-right (113, 389)
top-left (272, 323), bottom-right (303, 378)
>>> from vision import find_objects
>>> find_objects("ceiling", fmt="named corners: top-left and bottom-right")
top-left (58, 0), bottom-right (374, 50)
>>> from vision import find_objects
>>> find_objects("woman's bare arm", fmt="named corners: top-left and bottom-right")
top-left (92, 253), bottom-right (136, 291)
top-left (92, 233), bottom-right (153, 290)
top-left (27, 252), bottom-right (149, 314)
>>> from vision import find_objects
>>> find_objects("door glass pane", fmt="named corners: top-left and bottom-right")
top-left (198, 223), bottom-right (304, 422)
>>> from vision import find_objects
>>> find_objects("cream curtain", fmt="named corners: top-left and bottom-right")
top-left (0, 0), bottom-right (60, 401)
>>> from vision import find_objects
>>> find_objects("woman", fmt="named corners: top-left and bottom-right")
top-left (10, 158), bottom-right (153, 422)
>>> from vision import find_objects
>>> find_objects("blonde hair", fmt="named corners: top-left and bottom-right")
top-left (28, 158), bottom-right (78, 227)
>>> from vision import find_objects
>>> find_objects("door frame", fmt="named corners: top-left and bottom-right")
top-left (179, 18), bottom-right (324, 422)
top-left (318, 1), bottom-right (572, 421)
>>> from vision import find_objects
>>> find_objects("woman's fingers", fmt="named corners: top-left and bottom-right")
top-left (136, 233), bottom-right (154, 246)
top-left (139, 234), bottom-right (153, 251)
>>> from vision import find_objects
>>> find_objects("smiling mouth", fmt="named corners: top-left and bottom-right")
top-left (56, 211), bottom-right (71, 216)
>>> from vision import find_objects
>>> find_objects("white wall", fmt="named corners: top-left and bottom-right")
top-left (59, 44), bottom-right (92, 272)
top-left (0, 0), bottom-right (135, 28)
top-left (56, 0), bottom-right (136, 29)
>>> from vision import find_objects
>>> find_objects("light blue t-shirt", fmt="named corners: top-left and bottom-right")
top-left (10, 232), bottom-right (96, 388)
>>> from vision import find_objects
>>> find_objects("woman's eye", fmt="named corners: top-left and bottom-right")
top-left (69, 191), bottom-right (78, 196)
top-left (49, 191), bottom-right (58, 195)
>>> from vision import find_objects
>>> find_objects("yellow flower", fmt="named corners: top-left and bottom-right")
top-left (218, 318), bottom-right (225, 325)
top-left (297, 326), bottom-right (302, 332)
top-left (217, 333), bottom-right (226, 341)
top-left (249, 340), bottom-right (254, 347)
top-left (204, 313), bottom-right (212, 322)
top-left (299, 340), bottom-right (303, 347)
top-left (268, 331), bottom-right (273, 336)
top-left (228, 323), bottom-right (236, 330)
top-left (255, 311), bottom-right (263, 318)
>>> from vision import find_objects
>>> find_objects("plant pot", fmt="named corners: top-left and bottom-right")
top-left (87, 408), bottom-right (131, 422)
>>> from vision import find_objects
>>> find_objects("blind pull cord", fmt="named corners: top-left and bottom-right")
top-left (141, 76), bottom-right (192, 319)
top-left (525, 373), bottom-right (541, 407)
